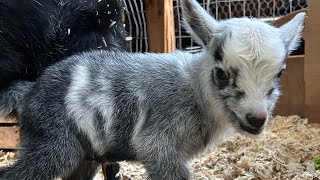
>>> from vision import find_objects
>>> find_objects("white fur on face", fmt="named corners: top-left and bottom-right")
top-left (222, 18), bottom-right (287, 64)
top-left (180, 0), bottom-right (304, 130)
top-left (220, 17), bottom-right (286, 122)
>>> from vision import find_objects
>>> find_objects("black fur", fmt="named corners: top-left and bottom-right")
top-left (230, 68), bottom-right (239, 87)
top-left (234, 91), bottom-right (245, 100)
top-left (213, 68), bottom-right (230, 89)
top-left (267, 88), bottom-right (275, 97)
top-left (104, 163), bottom-right (121, 180)
top-left (213, 45), bottom-right (223, 62)
top-left (0, 0), bottom-right (128, 90)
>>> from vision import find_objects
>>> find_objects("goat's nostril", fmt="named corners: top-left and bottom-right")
top-left (246, 112), bottom-right (267, 128)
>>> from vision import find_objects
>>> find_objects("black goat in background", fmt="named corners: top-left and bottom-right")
top-left (0, 0), bottom-right (128, 90)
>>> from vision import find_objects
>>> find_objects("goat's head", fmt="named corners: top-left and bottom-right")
top-left (180, 0), bottom-right (306, 135)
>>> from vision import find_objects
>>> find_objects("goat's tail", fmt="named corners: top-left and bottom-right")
top-left (0, 81), bottom-right (32, 117)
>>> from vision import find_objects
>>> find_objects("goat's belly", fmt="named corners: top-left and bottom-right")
top-left (95, 147), bottom-right (137, 162)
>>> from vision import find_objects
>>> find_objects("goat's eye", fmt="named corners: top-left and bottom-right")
top-left (235, 91), bottom-right (245, 99)
top-left (214, 68), bottom-right (229, 88)
top-left (267, 88), bottom-right (274, 96)
top-left (216, 68), bottom-right (228, 80)
top-left (276, 70), bottom-right (284, 79)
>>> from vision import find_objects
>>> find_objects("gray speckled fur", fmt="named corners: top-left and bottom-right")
top-left (0, 0), bottom-right (305, 179)
top-left (2, 51), bottom-right (217, 180)
top-left (0, 81), bottom-right (32, 116)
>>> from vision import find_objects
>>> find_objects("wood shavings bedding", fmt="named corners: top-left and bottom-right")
top-left (1, 115), bottom-right (319, 179)
top-left (191, 115), bottom-right (320, 180)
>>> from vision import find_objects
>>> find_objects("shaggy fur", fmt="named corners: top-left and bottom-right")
top-left (0, 0), bottom-right (128, 90)
top-left (0, 0), bottom-right (305, 179)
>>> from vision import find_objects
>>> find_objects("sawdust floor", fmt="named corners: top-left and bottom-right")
top-left (1, 115), bottom-right (319, 180)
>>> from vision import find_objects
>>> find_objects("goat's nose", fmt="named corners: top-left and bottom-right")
top-left (246, 111), bottom-right (268, 128)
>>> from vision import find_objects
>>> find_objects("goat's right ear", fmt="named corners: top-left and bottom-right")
top-left (180, 0), bottom-right (219, 46)
top-left (279, 12), bottom-right (306, 53)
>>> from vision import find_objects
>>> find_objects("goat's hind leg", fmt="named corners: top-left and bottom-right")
top-left (62, 160), bottom-right (100, 180)
top-left (0, 137), bottom-right (86, 180)
top-left (62, 161), bottom-right (123, 180)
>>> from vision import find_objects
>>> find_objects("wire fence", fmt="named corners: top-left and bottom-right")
top-left (123, 0), bottom-right (149, 52)
top-left (123, 0), bottom-right (307, 53)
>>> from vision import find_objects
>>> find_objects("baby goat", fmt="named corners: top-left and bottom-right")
top-left (0, 0), bottom-right (305, 179)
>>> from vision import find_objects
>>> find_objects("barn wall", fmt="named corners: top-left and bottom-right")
top-left (275, 56), bottom-right (305, 117)
top-left (304, 0), bottom-right (320, 123)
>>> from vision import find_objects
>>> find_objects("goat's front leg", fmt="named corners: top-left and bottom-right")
top-left (142, 155), bottom-right (190, 180)
top-left (135, 136), bottom-right (191, 180)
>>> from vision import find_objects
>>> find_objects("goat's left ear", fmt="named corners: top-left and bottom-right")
top-left (279, 12), bottom-right (306, 53)
top-left (180, 0), bottom-right (219, 46)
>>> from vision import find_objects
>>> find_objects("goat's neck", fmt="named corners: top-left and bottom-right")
top-left (188, 52), bottom-right (216, 117)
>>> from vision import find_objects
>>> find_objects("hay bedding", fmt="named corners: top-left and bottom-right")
top-left (0, 115), bottom-right (319, 179)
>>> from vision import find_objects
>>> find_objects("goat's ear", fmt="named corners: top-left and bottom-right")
top-left (279, 12), bottom-right (306, 53)
top-left (180, 0), bottom-right (218, 46)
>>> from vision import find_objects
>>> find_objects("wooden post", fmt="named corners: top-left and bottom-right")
top-left (145, 0), bottom-right (176, 53)
top-left (304, 0), bottom-right (320, 123)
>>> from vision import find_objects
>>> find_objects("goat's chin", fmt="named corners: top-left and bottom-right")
top-left (235, 125), bottom-right (266, 139)
top-left (229, 119), bottom-right (265, 138)
top-left (237, 129), bottom-right (264, 139)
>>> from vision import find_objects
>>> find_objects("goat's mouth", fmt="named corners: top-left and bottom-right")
top-left (239, 121), bottom-right (263, 135)
top-left (228, 110), bottom-right (265, 135)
